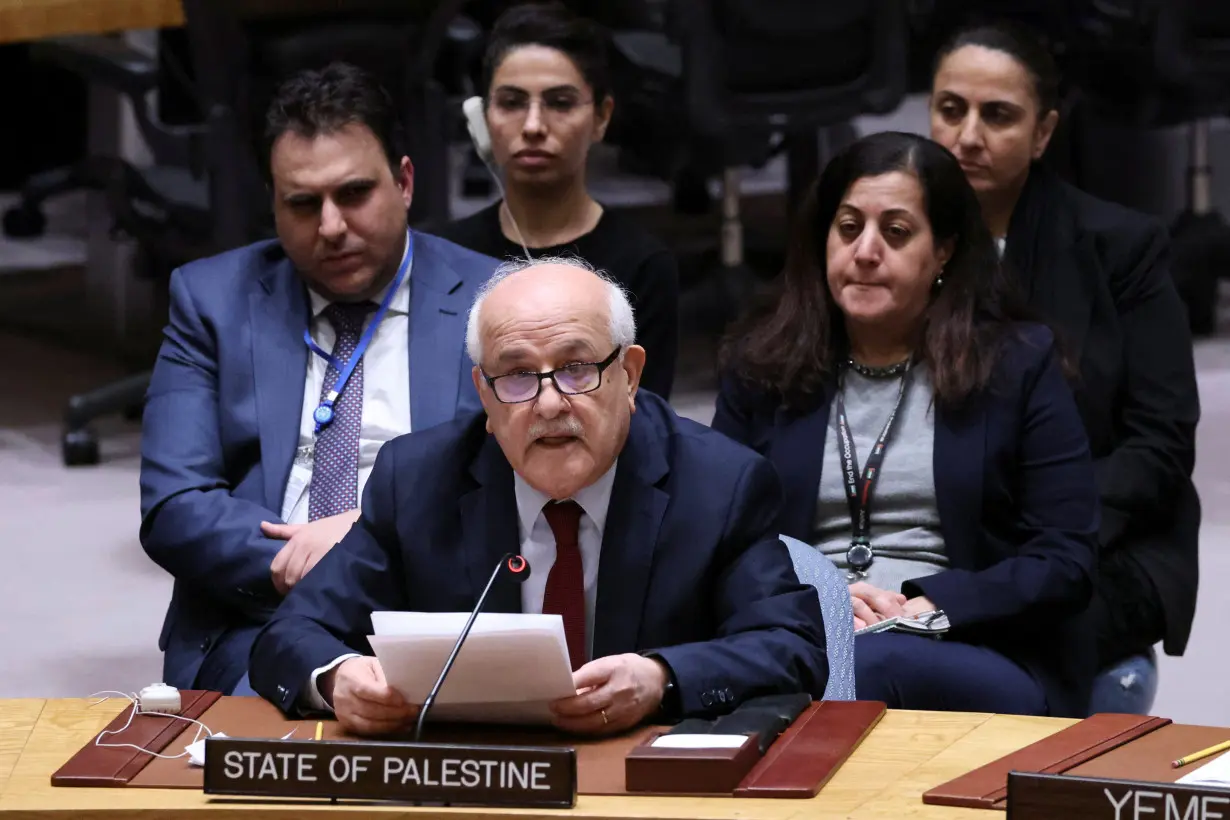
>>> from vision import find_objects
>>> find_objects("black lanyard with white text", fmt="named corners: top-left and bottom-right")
top-left (834, 363), bottom-right (911, 577)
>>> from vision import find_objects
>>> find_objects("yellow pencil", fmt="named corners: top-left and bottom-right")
top-left (1172, 739), bottom-right (1230, 768)
top-left (314, 721), bottom-right (324, 741)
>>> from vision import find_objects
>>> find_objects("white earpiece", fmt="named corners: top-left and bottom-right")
top-left (461, 95), bottom-right (532, 263)
top-left (462, 96), bottom-right (493, 164)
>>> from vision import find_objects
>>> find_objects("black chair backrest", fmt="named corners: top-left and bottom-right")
top-left (178, 0), bottom-right (467, 250)
top-left (711, 1), bottom-right (874, 93)
top-left (670, 0), bottom-right (909, 140)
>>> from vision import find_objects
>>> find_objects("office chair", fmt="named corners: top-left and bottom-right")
top-left (607, 0), bottom-right (909, 325)
top-left (32, 0), bottom-right (474, 465)
top-left (778, 535), bottom-right (856, 701)
top-left (9, 33), bottom-right (216, 466)
top-left (1, 35), bottom-right (205, 241)
top-left (902, 0), bottom-right (1074, 92)
top-left (1065, 0), bottom-right (1230, 337)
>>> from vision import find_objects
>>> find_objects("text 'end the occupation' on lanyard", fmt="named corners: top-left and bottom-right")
top-left (834, 360), bottom-right (912, 577)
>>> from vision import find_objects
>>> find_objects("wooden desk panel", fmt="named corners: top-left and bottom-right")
top-left (0, 0), bottom-right (183, 45)
top-left (0, 0), bottom-right (439, 44)
top-left (0, 701), bottom-right (45, 796)
top-left (814, 709), bottom-right (995, 815)
top-left (0, 699), bottom-right (1077, 819)
top-left (852, 714), bottom-right (1081, 818)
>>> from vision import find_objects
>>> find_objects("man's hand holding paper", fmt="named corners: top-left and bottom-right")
top-left (323, 657), bottom-right (418, 736)
top-left (550, 654), bottom-right (668, 735)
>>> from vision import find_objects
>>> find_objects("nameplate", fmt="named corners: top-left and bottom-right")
top-left (202, 737), bottom-right (576, 808)
top-left (1008, 772), bottom-right (1230, 820)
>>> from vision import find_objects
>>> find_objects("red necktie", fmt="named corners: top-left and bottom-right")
top-left (542, 501), bottom-right (587, 671)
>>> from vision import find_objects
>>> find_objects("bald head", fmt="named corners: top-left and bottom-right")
top-left (465, 255), bottom-right (635, 367)
top-left (467, 255), bottom-right (646, 500)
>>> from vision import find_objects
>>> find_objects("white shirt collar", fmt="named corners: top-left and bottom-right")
top-left (513, 460), bottom-right (618, 539)
top-left (307, 230), bottom-right (413, 318)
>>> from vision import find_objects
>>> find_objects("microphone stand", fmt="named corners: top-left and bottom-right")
top-left (413, 552), bottom-right (522, 742)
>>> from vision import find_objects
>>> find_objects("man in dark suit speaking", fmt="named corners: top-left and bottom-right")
top-left (249, 257), bottom-right (829, 735)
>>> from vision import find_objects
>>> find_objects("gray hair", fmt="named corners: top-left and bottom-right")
top-left (465, 254), bottom-right (637, 366)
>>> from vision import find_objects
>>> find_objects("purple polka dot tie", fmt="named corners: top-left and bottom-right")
top-left (309, 301), bottom-right (376, 522)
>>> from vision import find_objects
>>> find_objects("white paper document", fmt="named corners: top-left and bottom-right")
top-left (186, 732), bottom-right (227, 766)
top-left (1177, 752), bottom-right (1230, 787)
top-left (652, 734), bottom-right (748, 750)
top-left (368, 612), bottom-right (576, 725)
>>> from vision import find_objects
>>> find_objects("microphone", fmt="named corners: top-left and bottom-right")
top-left (413, 553), bottom-right (531, 742)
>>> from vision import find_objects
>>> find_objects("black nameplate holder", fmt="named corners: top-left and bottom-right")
top-left (202, 737), bottom-right (576, 808)
top-left (1008, 771), bottom-right (1230, 820)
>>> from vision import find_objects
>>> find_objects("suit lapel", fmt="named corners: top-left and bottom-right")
top-left (1007, 166), bottom-right (1094, 363)
top-left (592, 410), bottom-right (669, 658)
top-left (1058, 235), bottom-right (1098, 364)
top-left (252, 255), bottom-right (310, 513)
top-left (1027, 229), bottom-right (1095, 366)
top-left (407, 232), bottom-right (468, 431)
top-left (768, 386), bottom-right (834, 541)
top-left (458, 435), bottom-right (523, 614)
top-left (933, 398), bottom-right (985, 570)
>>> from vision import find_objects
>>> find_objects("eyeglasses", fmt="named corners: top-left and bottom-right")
top-left (482, 347), bottom-right (622, 404)
top-left (489, 91), bottom-right (593, 120)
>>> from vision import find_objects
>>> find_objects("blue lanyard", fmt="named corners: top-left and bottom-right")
top-left (305, 230), bottom-right (413, 434)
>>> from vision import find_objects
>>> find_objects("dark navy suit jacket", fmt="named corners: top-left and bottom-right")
top-left (248, 391), bottom-right (830, 717)
top-left (139, 231), bottom-right (496, 689)
top-left (711, 325), bottom-right (1100, 718)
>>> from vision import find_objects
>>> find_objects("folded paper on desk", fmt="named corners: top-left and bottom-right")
top-left (187, 729), bottom-right (297, 767)
top-left (1178, 753), bottom-right (1230, 787)
top-left (653, 734), bottom-right (749, 750)
top-left (855, 610), bottom-right (950, 637)
top-left (368, 611), bottom-right (575, 724)
top-left (186, 733), bottom-right (225, 766)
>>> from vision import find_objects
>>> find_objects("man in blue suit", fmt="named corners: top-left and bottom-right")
top-left (248, 257), bottom-right (828, 735)
top-left (139, 63), bottom-right (498, 694)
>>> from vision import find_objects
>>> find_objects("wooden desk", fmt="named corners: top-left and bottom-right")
top-left (0, 699), bottom-right (1078, 819)
top-left (0, 0), bottom-right (182, 44)
top-left (0, 0), bottom-right (439, 44)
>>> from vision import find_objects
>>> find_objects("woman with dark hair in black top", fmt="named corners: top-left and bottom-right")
top-left (438, 1), bottom-right (680, 398)
top-left (928, 21), bottom-right (1201, 676)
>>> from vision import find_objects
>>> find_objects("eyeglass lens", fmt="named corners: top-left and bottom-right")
top-left (495, 363), bottom-right (600, 402)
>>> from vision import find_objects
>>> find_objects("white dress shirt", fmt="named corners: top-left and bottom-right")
top-left (513, 462), bottom-right (617, 660)
top-left (303, 462), bottom-right (619, 713)
top-left (279, 240), bottom-right (413, 524)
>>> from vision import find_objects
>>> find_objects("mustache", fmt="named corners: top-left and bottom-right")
top-left (528, 418), bottom-right (584, 441)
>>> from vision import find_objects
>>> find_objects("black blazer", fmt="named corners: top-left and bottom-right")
top-left (713, 325), bottom-right (1100, 718)
top-left (1006, 164), bottom-right (1201, 656)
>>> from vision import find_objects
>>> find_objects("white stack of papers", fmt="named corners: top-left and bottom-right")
top-left (1177, 752), bottom-right (1230, 788)
top-left (368, 612), bottom-right (576, 725)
